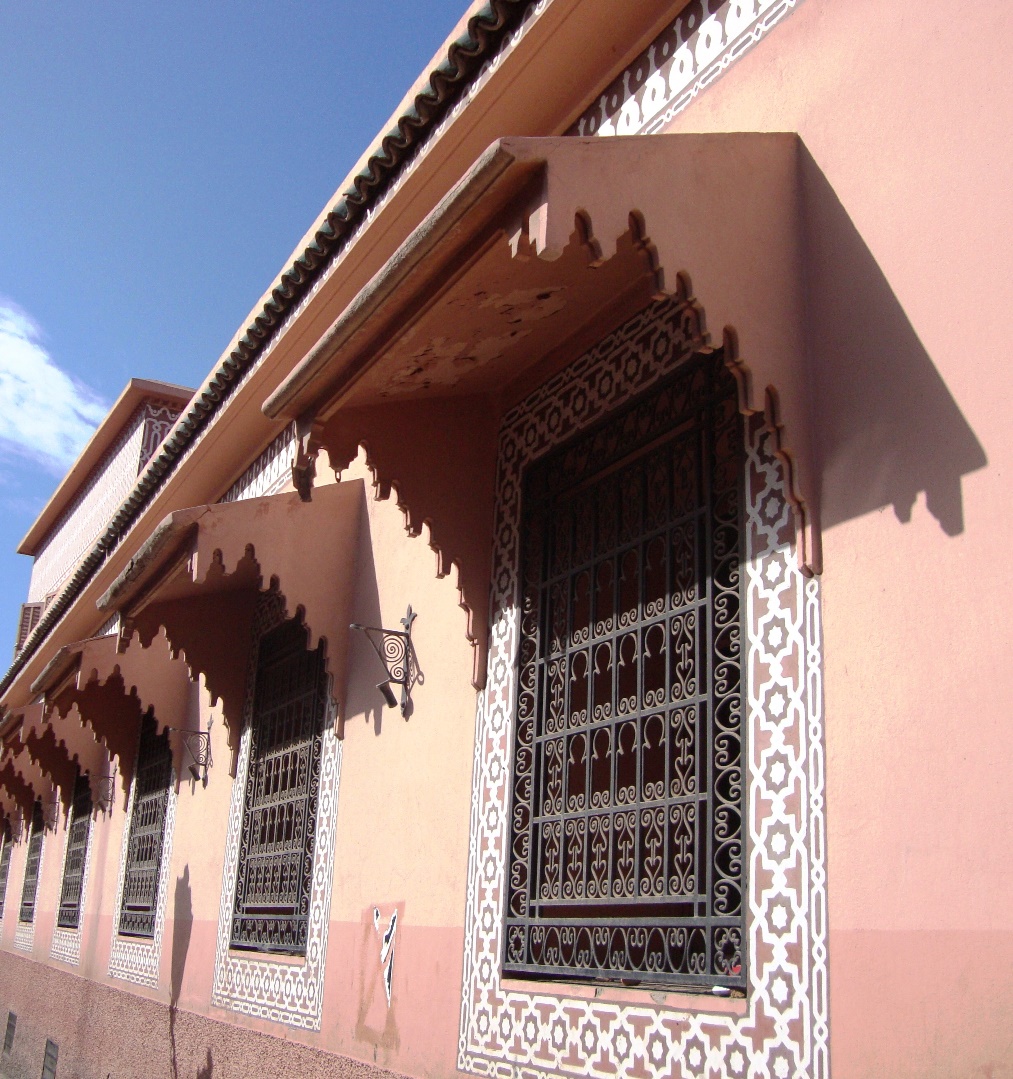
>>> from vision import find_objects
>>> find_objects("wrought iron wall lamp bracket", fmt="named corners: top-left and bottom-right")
top-left (167, 721), bottom-right (214, 786)
top-left (93, 774), bottom-right (116, 813)
top-left (350, 606), bottom-right (420, 718)
top-left (42, 790), bottom-right (61, 833)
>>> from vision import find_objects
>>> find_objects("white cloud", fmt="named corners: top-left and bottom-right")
top-left (0, 300), bottom-right (108, 474)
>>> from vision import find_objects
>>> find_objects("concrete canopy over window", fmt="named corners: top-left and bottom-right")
top-left (263, 134), bottom-right (816, 690)
top-left (94, 482), bottom-right (364, 745)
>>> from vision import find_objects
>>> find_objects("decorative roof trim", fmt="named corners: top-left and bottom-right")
top-left (0, 0), bottom-right (534, 701)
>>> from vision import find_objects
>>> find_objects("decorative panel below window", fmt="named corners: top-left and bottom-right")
top-left (505, 349), bottom-right (746, 990)
top-left (57, 773), bottom-right (93, 930)
top-left (0, 821), bottom-right (12, 919)
top-left (230, 616), bottom-right (327, 955)
top-left (119, 714), bottom-right (173, 938)
top-left (19, 802), bottom-right (45, 924)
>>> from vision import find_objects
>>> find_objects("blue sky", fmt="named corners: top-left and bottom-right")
top-left (0, 0), bottom-right (470, 656)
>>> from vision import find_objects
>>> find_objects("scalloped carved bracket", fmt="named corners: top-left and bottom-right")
top-left (293, 410), bottom-right (325, 501)
top-left (316, 396), bottom-right (498, 690)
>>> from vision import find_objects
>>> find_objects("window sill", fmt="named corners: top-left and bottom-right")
top-left (499, 977), bottom-right (748, 1017)
top-left (226, 947), bottom-right (308, 969)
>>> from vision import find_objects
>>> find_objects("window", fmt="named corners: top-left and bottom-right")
top-left (504, 350), bottom-right (746, 990)
top-left (14, 602), bottom-right (42, 655)
top-left (57, 772), bottom-right (92, 929)
top-left (41, 1038), bottom-right (58, 1079)
top-left (230, 615), bottom-right (328, 955)
top-left (0, 821), bottom-right (12, 919)
top-left (19, 801), bottom-right (45, 924)
top-left (119, 713), bottom-right (172, 938)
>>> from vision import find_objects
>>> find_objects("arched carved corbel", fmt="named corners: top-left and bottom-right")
top-left (293, 410), bottom-right (325, 501)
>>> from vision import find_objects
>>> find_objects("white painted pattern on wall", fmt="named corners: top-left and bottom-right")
top-left (457, 296), bottom-right (828, 1079)
top-left (28, 400), bottom-right (185, 604)
top-left (220, 424), bottom-right (296, 504)
top-left (568, 0), bottom-right (803, 138)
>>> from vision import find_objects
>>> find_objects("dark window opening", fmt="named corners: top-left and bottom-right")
top-left (230, 615), bottom-right (328, 956)
top-left (504, 349), bottom-right (746, 991)
top-left (3, 1012), bottom-right (15, 1055)
top-left (119, 713), bottom-right (172, 939)
top-left (19, 802), bottom-right (45, 924)
top-left (41, 1038), bottom-right (58, 1079)
top-left (57, 773), bottom-right (93, 930)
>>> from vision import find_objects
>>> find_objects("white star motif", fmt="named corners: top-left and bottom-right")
top-left (771, 831), bottom-right (788, 855)
top-left (689, 1046), bottom-right (703, 1067)
top-left (771, 905), bottom-right (789, 929)
top-left (769, 691), bottom-right (786, 717)
top-left (770, 760), bottom-right (786, 785)
top-left (765, 559), bottom-right (781, 581)
top-left (730, 1049), bottom-right (744, 1073)
top-left (767, 624), bottom-right (784, 648)
top-left (774, 1056), bottom-right (790, 1078)
top-left (771, 977), bottom-right (789, 1004)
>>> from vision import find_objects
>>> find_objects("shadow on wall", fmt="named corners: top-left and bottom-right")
top-left (169, 866), bottom-right (193, 1079)
top-left (343, 496), bottom-right (390, 738)
top-left (799, 147), bottom-right (987, 536)
top-left (196, 1048), bottom-right (214, 1079)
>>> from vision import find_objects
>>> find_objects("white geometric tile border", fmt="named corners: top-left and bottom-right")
top-left (50, 810), bottom-right (94, 966)
top-left (457, 297), bottom-right (828, 1079)
top-left (569, 0), bottom-right (804, 137)
top-left (108, 767), bottom-right (178, 988)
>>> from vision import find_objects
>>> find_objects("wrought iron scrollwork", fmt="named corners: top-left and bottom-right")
top-left (504, 350), bottom-right (746, 991)
top-left (167, 723), bottom-right (213, 786)
top-left (350, 606), bottom-right (420, 718)
top-left (19, 801), bottom-right (45, 924)
top-left (119, 714), bottom-right (173, 939)
top-left (0, 819), bottom-right (13, 920)
top-left (57, 773), bottom-right (92, 929)
top-left (92, 773), bottom-right (116, 813)
top-left (230, 615), bottom-right (327, 956)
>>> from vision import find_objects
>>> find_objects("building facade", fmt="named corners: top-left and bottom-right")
top-left (0, 3), bottom-right (1009, 1079)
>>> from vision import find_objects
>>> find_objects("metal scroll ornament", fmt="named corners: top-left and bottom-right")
top-left (350, 606), bottom-right (419, 717)
top-left (167, 722), bottom-right (213, 786)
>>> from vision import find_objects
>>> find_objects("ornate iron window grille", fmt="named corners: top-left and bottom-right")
top-left (18, 801), bottom-right (45, 924)
top-left (119, 713), bottom-right (173, 939)
top-left (504, 350), bottom-right (746, 991)
top-left (230, 615), bottom-right (328, 956)
top-left (0, 821), bottom-right (12, 920)
top-left (57, 772), bottom-right (93, 930)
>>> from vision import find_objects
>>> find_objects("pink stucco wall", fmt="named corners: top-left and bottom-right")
top-left (662, 2), bottom-right (1013, 1077)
